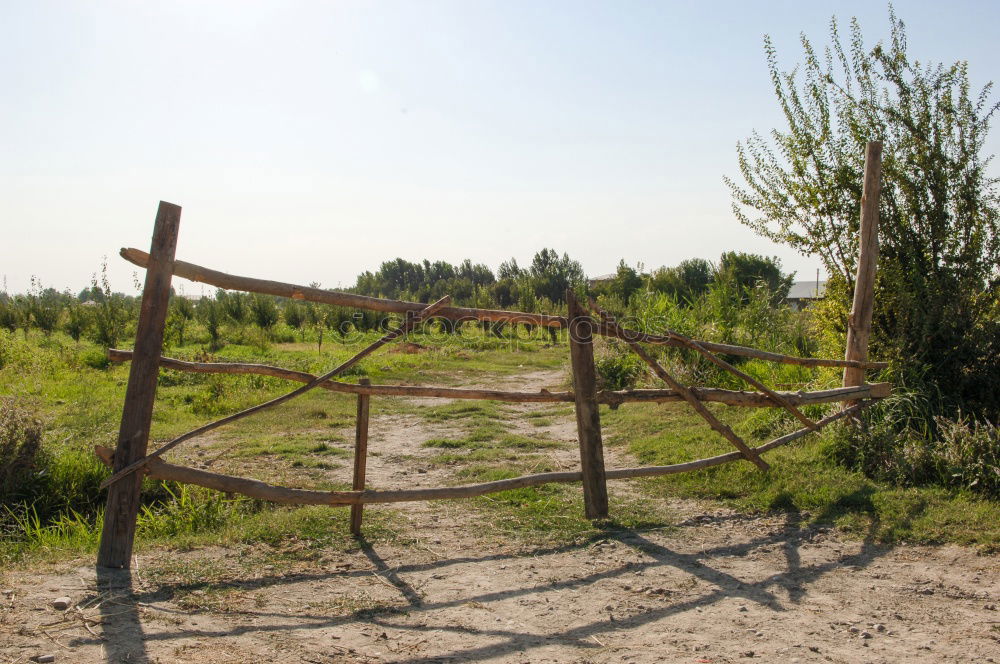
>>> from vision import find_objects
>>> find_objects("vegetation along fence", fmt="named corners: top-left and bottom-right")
top-left (95, 143), bottom-right (889, 569)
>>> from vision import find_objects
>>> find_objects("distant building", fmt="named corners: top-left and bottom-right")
top-left (587, 273), bottom-right (617, 287)
top-left (785, 280), bottom-right (827, 311)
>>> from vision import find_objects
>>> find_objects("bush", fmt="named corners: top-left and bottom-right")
top-left (80, 348), bottom-right (110, 370)
top-left (594, 341), bottom-right (644, 391)
top-left (0, 397), bottom-right (44, 501)
top-left (825, 393), bottom-right (1000, 498)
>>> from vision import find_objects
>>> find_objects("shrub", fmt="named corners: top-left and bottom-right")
top-left (0, 397), bottom-right (44, 501)
top-left (825, 392), bottom-right (1000, 498)
top-left (594, 340), bottom-right (644, 391)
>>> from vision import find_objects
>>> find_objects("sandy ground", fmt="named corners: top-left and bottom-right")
top-left (2, 369), bottom-right (999, 663)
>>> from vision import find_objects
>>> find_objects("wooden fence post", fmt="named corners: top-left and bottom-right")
top-left (566, 290), bottom-right (609, 520)
top-left (97, 202), bottom-right (181, 568)
top-left (350, 378), bottom-right (372, 535)
top-left (843, 141), bottom-right (883, 405)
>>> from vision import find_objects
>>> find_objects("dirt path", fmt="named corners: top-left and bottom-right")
top-left (2, 369), bottom-right (998, 663)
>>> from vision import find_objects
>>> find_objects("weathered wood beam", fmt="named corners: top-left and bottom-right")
top-left (92, 401), bottom-right (871, 506)
top-left (844, 141), bottom-right (883, 403)
top-left (566, 290), bottom-right (608, 519)
top-left (120, 247), bottom-right (886, 370)
top-left (98, 201), bottom-right (181, 569)
top-left (107, 349), bottom-right (891, 407)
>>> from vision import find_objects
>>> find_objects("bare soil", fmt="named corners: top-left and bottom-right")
top-left (2, 369), bottom-right (998, 664)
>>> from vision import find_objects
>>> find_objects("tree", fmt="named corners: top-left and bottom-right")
top-left (592, 260), bottom-right (643, 303)
top-left (528, 249), bottom-right (585, 304)
top-left (647, 258), bottom-right (714, 303)
top-left (249, 294), bottom-right (279, 337)
top-left (716, 252), bottom-right (793, 304)
top-left (727, 9), bottom-right (1000, 418)
top-left (196, 297), bottom-right (224, 350)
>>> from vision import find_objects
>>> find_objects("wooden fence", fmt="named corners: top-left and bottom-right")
top-left (96, 143), bottom-right (886, 569)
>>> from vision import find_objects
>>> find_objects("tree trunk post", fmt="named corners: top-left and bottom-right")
top-left (350, 377), bottom-right (372, 535)
top-left (97, 201), bottom-right (181, 568)
top-left (843, 141), bottom-right (883, 404)
top-left (566, 289), bottom-right (609, 519)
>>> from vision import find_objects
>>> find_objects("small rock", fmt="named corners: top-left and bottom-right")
top-left (848, 626), bottom-right (860, 634)
top-left (738, 606), bottom-right (748, 612)
top-left (51, 597), bottom-right (71, 611)
top-left (860, 631), bottom-right (873, 639)
top-left (742, 651), bottom-right (755, 658)
top-left (985, 603), bottom-right (997, 611)
top-left (916, 588), bottom-right (934, 595)
top-left (874, 623), bottom-right (886, 632)
top-left (808, 646), bottom-right (820, 653)
top-left (32, 656), bottom-right (56, 663)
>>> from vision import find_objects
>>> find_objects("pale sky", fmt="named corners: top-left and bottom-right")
top-left (2, 0), bottom-right (997, 295)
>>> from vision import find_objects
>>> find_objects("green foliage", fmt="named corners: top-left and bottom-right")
top-left (645, 258), bottom-right (713, 303)
top-left (26, 278), bottom-right (63, 336)
top-left (594, 340), bottom-right (644, 391)
top-left (166, 295), bottom-right (195, 347)
top-left (90, 261), bottom-right (132, 349)
top-left (0, 397), bottom-right (44, 501)
top-left (196, 296), bottom-right (224, 350)
top-left (716, 252), bottom-right (793, 304)
top-left (249, 293), bottom-right (279, 332)
top-left (63, 300), bottom-right (90, 342)
top-left (728, 9), bottom-right (1000, 419)
top-left (591, 260), bottom-right (644, 303)
top-left (79, 348), bottom-right (110, 370)
top-left (825, 393), bottom-right (1000, 498)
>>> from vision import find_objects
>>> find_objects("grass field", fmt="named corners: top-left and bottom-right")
top-left (2, 325), bottom-right (998, 575)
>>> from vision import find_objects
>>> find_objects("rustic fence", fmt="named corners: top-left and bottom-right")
top-left (95, 143), bottom-right (887, 569)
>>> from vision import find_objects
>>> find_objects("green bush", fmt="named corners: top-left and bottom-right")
top-left (825, 393), bottom-right (1000, 498)
top-left (0, 397), bottom-right (44, 501)
top-left (594, 340), bottom-right (644, 391)
top-left (79, 348), bottom-right (110, 370)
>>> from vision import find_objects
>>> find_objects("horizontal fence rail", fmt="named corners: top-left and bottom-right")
top-left (119, 247), bottom-right (887, 370)
top-left (92, 400), bottom-right (872, 507)
top-left (107, 349), bottom-right (891, 408)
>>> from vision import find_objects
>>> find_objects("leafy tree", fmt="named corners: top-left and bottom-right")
top-left (716, 252), bottom-right (793, 304)
top-left (166, 295), bottom-right (195, 347)
top-left (249, 294), bottom-right (279, 336)
top-left (217, 291), bottom-right (248, 330)
top-left (592, 260), bottom-right (643, 303)
top-left (284, 301), bottom-right (306, 340)
top-left (528, 248), bottom-right (585, 304)
top-left (196, 297), bottom-right (224, 350)
top-left (64, 299), bottom-right (90, 342)
top-left (727, 9), bottom-right (1000, 417)
top-left (647, 258), bottom-right (714, 303)
top-left (27, 278), bottom-right (62, 336)
top-left (90, 262), bottom-right (130, 348)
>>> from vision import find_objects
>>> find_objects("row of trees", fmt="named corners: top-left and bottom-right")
top-left (1, 249), bottom-right (797, 350)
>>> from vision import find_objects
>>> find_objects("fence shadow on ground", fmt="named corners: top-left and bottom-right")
top-left (76, 512), bottom-right (887, 663)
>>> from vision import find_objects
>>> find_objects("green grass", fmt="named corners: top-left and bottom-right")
top-left (453, 466), bottom-right (673, 546)
top-left (2, 325), bottom-right (998, 572)
top-left (603, 401), bottom-right (1000, 549)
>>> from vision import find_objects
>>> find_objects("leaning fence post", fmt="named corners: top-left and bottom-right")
top-left (350, 377), bottom-right (372, 535)
top-left (97, 201), bottom-right (181, 569)
top-left (566, 289), bottom-right (609, 520)
top-left (843, 141), bottom-right (882, 405)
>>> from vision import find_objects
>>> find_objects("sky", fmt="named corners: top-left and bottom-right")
top-left (2, 0), bottom-right (997, 296)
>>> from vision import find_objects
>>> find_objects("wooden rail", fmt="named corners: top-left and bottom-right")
top-left (106, 349), bottom-right (891, 408)
top-left (119, 247), bottom-right (887, 370)
top-left (92, 401), bottom-right (870, 506)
